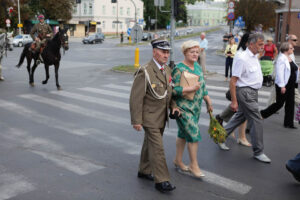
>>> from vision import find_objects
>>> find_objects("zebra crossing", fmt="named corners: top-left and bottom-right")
top-left (0, 80), bottom-right (271, 198)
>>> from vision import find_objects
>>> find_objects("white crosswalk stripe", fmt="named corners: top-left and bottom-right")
top-left (0, 166), bottom-right (35, 200)
top-left (1, 126), bottom-right (105, 175)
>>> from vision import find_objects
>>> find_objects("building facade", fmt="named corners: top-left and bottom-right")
top-left (68, 0), bottom-right (144, 37)
top-left (186, 1), bottom-right (227, 27)
top-left (274, 0), bottom-right (300, 52)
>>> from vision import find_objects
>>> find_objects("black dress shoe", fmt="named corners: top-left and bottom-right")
top-left (286, 164), bottom-right (300, 182)
top-left (137, 172), bottom-right (154, 181)
top-left (155, 181), bottom-right (176, 193)
top-left (215, 114), bottom-right (223, 126)
top-left (284, 125), bottom-right (298, 129)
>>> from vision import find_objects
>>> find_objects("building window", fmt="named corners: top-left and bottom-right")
top-left (120, 23), bottom-right (123, 29)
top-left (89, 3), bottom-right (93, 15)
top-left (103, 21), bottom-right (105, 29)
top-left (102, 5), bottom-right (106, 15)
top-left (120, 7), bottom-right (123, 16)
top-left (127, 8), bottom-right (130, 16)
top-left (112, 23), bottom-right (115, 29)
top-left (137, 8), bottom-right (140, 17)
top-left (73, 5), bottom-right (77, 14)
top-left (83, 3), bottom-right (87, 15)
top-left (112, 6), bottom-right (116, 15)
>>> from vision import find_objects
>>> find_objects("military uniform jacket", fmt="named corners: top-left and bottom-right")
top-left (30, 23), bottom-right (53, 40)
top-left (130, 60), bottom-right (177, 129)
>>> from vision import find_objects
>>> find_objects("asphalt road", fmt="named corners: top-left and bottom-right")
top-left (0, 26), bottom-right (299, 200)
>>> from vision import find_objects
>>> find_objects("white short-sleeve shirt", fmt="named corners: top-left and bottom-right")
top-left (232, 48), bottom-right (263, 89)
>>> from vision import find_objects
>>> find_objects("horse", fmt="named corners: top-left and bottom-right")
top-left (16, 28), bottom-right (69, 90)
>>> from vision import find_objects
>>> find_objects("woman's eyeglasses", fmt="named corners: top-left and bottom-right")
top-left (292, 39), bottom-right (298, 42)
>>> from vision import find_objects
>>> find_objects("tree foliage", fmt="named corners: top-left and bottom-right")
top-left (0, 0), bottom-right (74, 29)
top-left (142, 0), bottom-right (204, 30)
top-left (232, 0), bottom-right (277, 32)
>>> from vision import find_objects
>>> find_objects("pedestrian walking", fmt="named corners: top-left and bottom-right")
top-left (120, 31), bottom-right (124, 43)
top-left (260, 42), bottom-right (299, 129)
top-left (198, 32), bottom-right (208, 75)
top-left (224, 37), bottom-right (237, 81)
top-left (216, 33), bottom-right (251, 147)
top-left (287, 35), bottom-right (300, 108)
top-left (218, 33), bottom-right (271, 163)
top-left (129, 37), bottom-right (180, 193)
top-left (172, 40), bottom-right (213, 178)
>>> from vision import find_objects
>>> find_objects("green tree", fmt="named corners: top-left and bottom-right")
top-left (143, 0), bottom-right (203, 30)
top-left (231, 0), bottom-right (277, 32)
top-left (40, 0), bottom-right (75, 22)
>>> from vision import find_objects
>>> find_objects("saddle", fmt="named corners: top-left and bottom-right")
top-left (30, 41), bottom-right (47, 54)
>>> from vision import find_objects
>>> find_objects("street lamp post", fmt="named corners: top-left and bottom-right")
top-left (17, 0), bottom-right (21, 35)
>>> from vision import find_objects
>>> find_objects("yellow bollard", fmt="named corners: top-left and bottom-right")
top-left (134, 47), bottom-right (140, 68)
top-left (129, 36), bottom-right (131, 44)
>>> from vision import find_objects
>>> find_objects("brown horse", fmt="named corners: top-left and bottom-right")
top-left (16, 28), bottom-right (69, 90)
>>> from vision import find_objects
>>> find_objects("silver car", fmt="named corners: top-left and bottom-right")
top-left (13, 34), bottom-right (33, 47)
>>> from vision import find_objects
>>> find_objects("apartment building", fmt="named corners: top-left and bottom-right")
top-left (186, 1), bottom-right (227, 27)
top-left (274, 0), bottom-right (300, 52)
top-left (68, 0), bottom-right (144, 37)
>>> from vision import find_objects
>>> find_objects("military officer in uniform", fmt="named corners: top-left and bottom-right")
top-left (129, 38), bottom-right (180, 193)
top-left (30, 14), bottom-right (53, 63)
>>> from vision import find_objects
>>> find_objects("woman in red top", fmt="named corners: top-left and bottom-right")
top-left (264, 37), bottom-right (278, 60)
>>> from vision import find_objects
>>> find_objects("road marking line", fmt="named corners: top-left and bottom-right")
top-left (1, 127), bottom-right (104, 175)
top-left (50, 90), bottom-right (128, 110)
top-left (0, 99), bottom-right (141, 155)
top-left (0, 171), bottom-right (35, 200)
top-left (78, 87), bottom-right (267, 110)
top-left (0, 99), bottom-right (89, 136)
top-left (79, 87), bottom-right (129, 99)
top-left (206, 85), bottom-right (270, 97)
top-left (176, 169), bottom-right (251, 195)
top-left (104, 83), bottom-right (270, 98)
top-left (19, 94), bottom-right (129, 125)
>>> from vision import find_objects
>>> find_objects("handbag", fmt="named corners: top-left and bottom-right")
top-left (180, 71), bottom-right (200, 100)
top-left (225, 89), bottom-right (231, 101)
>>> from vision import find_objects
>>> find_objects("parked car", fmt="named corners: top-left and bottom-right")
top-left (186, 28), bottom-right (194, 34)
top-left (142, 33), bottom-right (152, 41)
top-left (13, 34), bottom-right (33, 47)
top-left (82, 33), bottom-right (105, 44)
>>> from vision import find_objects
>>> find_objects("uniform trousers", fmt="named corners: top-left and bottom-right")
top-left (139, 127), bottom-right (170, 183)
top-left (261, 84), bottom-right (295, 127)
top-left (199, 51), bottom-right (206, 74)
top-left (224, 87), bottom-right (264, 156)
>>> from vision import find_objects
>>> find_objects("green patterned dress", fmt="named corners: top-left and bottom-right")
top-left (172, 62), bottom-right (208, 142)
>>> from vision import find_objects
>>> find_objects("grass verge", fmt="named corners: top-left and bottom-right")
top-left (112, 65), bottom-right (137, 73)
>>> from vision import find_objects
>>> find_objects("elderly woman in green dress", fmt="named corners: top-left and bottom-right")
top-left (172, 40), bottom-right (213, 178)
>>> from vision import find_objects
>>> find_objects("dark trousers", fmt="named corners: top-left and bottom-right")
top-left (260, 84), bottom-right (295, 126)
top-left (287, 153), bottom-right (300, 176)
top-left (225, 57), bottom-right (233, 78)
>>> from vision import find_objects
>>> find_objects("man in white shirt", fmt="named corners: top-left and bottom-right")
top-left (199, 32), bottom-right (208, 75)
top-left (287, 34), bottom-right (300, 108)
top-left (218, 33), bottom-right (271, 163)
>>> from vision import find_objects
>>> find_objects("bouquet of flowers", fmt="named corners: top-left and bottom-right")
top-left (208, 111), bottom-right (227, 144)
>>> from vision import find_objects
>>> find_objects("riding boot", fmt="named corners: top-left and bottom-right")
top-left (39, 54), bottom-right (44, 63)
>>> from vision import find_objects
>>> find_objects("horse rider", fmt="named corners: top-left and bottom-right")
top-left (30, 14), bottom-right (53, 63)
